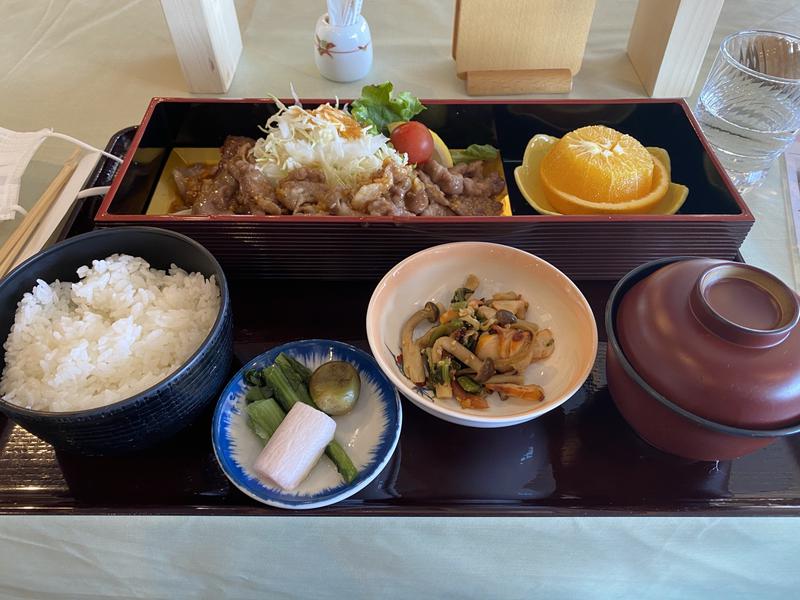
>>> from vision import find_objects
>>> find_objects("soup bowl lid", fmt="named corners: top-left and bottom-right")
top-left (616, 258), bottom-right (800, 429)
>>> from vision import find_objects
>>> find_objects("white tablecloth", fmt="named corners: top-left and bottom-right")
top-left (1, 1), bottom-right (800, 597)
top-left (0, 515), bottom-right (798, 599)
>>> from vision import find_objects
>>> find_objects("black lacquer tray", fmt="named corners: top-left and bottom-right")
top-left (0, 133), bottom-right (797, 516)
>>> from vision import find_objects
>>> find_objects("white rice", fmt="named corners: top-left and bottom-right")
top-left (0, 254), bottom-right (220, 412)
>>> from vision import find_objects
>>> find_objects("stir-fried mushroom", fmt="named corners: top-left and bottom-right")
top-left (490, 299), bottom-right (529, 318)
top-left (511, 319), bottom-right (539, 335)
top-left (463, 274), bottom-right (480, 292)
top-left (431, 336), bottom-right (495, 382)
top-left (492, 291), bottom-right (520, 301)
top-left (399, 275), bottom-right (555, 410)
top-left (494, 309), bottom-right (517, 326)
top-left (476, 305), bottom-right (497, 321)
top-left (475, 326), bottom-right (533, 373)
top-left (401, 302), bottom-right (439, 384)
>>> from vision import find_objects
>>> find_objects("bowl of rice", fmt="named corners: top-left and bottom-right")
top-left (0, 227), bottom-right (232, 454)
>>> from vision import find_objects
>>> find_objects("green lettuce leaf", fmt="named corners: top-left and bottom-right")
top-left (450, 144), bottom-right (499, 164)
top-left (350, 82), bottom-right (426, 135)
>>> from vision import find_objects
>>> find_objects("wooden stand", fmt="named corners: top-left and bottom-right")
top-left (159, 0), bottom-right (243, 94)
top-left (453, 0), bottom-right (596, 96)
top-left (465, 69), bottom-right (573, 96)
top-left (627, 0), bottom-right (725, 98)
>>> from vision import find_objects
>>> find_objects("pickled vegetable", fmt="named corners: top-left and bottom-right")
top-left (309, 361), bottom-right (361, 416)
top-left (253, 402), bottom-right (336, 490)
top-left (262, 361), bottom-right (358, 483)
top-left (246, 398), bottom-right (286, 442)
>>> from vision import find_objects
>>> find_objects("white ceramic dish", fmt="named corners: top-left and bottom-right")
top-left (366, 242), bottom-right (598, 428)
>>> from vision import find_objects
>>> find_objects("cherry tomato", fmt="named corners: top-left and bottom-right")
top-left (390, 121), bottom-right (434, 164)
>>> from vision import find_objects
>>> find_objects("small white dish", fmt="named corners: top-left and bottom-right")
top-left (314, 13), bottom-right (373, 83)
top-left (366, 242), bottom-right (598, 428)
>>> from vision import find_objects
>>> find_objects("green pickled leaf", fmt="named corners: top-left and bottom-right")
top-left (244, 368), bottom-right (265, 387)
top-left (246, 398), bottom-right (285, 442)
top-left (244, 386), bottom-right (265, 403)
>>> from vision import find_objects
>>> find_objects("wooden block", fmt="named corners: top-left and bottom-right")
top-left (453, 0), bottom-right (596, 78)
top-left (627, 0), bottom-right (724, 98)
top-left (159, 0), bottom-right (243, 94)
top-left (466, 69), bottom-right (572, 95)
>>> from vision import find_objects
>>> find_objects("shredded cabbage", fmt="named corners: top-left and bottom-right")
top-left (251, 98), bottom-right (405, 188)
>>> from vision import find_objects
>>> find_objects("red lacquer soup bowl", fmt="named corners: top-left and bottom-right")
top-left (605, 257), bottom-right (800, 461)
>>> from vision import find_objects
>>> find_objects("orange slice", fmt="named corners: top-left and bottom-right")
top-left (513, 135), bottom-right (688, 216)
top-left (539, 125), bottom-right (670, 214)
top-left (540, 125), bottom-right (655, 203)
top-left (545, 153), bottom-right (670, 215)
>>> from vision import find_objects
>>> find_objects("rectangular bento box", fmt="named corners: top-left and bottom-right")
top-left (95, 98), bottom-right (754, 280)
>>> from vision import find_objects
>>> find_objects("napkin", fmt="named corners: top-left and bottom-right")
top-left (9, 152), bottom-right (100, 271)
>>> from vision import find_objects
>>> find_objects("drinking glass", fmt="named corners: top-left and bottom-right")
top-left (695, 30), bottom-right (800, 191)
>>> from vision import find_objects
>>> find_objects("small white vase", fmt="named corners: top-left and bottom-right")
top-left (314, 13), bottom-right (373, 83)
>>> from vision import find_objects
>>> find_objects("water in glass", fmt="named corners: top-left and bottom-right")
top-left (695, 30), bottom-right (800, 191)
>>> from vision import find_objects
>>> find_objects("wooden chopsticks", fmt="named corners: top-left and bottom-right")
top-left (0, 149), bottom-right (82, 277)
